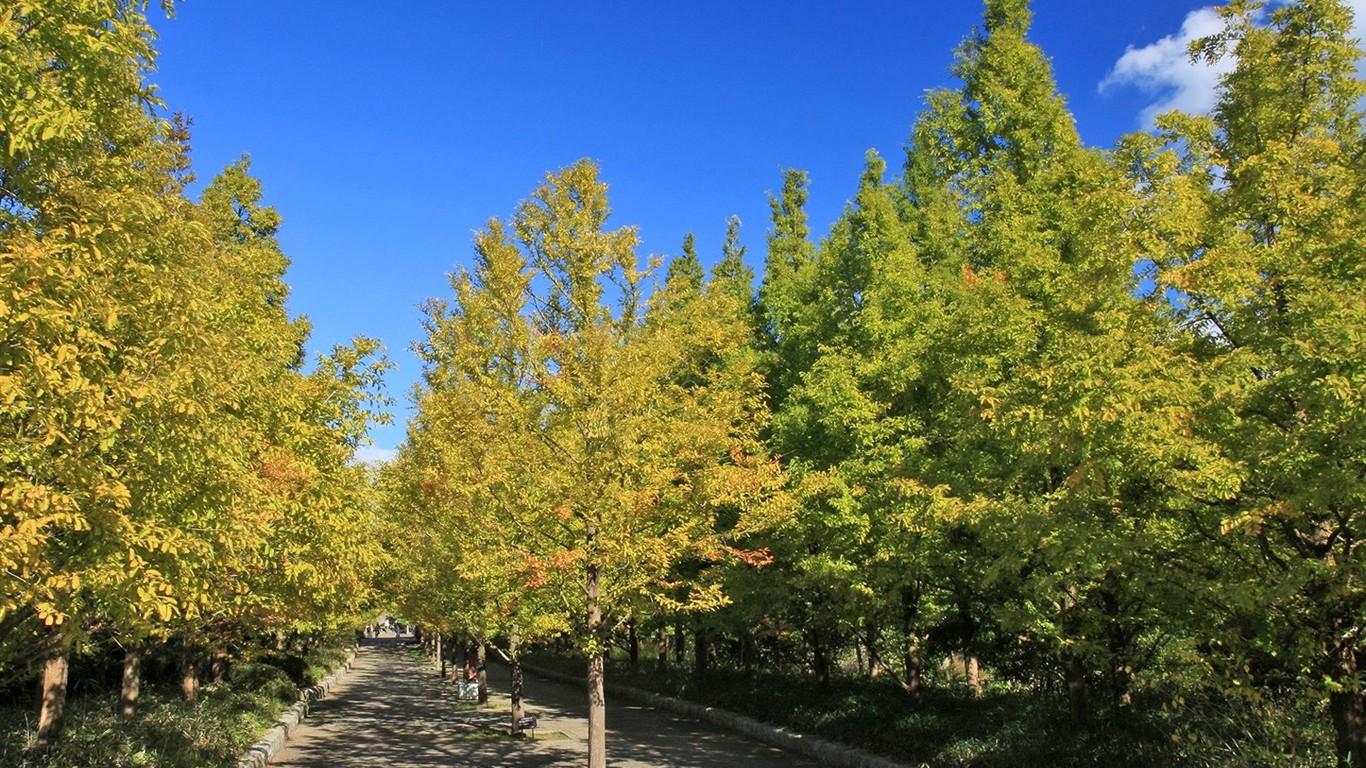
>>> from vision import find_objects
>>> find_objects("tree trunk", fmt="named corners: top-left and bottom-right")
top-left (865, 618), bottom-right (887, 679)
top-left (693, 627), bottom-right (709, 679)
top-left (1332, 642), bottom-right (1366, 768)
top-left (36, 653), bottom-right (68, 746)
top-left (627, 615), bottom-right (639, 669)
top-left (120, 646), bottom-right (142, 718)
top-left (508, 624), bottom-right (526, 737)
top-left (181, 646), bottom-right (200, 703)
top-left (1331, 690), bottom-right (1366, 767)
top-left (586, 524), bottom-right (606, 768)
top-left (742, 630), bottom-right (758, 675)
top-left (673, 621), bottom-right (685, 664)
top-left (965, 654), bottom-right (982, 697)
top-left (434, 632), bottom-right (443, 676)
top-left (1066, 653), bottom-right (1089, 725)
top-left (476, 641), bottom-right (488, 705)
top-left (904, 639), bottom-right (923, 697)
top-left (656, 626), bottom-right (669, 672)
top-left (812, 635), bottom-right (830, 685)
top-left (902, 587), bottom-right (923, 697)
top-left (211, 649), bottom-right (231, 684)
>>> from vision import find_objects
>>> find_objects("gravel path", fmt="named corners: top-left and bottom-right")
top-left (269, 638), bottom-right (824, 768)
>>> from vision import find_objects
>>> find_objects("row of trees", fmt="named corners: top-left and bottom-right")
top-left (1, 0), bottom-right (389, 740)
top-left (384, 0), bottom-right (1366, 765)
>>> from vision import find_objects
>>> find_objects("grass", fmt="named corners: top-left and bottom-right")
top-left (0, 640), bottom-right (352, 768)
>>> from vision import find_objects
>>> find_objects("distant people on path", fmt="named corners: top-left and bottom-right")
top-left (458, 660), bottom-right (479, 699)
top-left (354, 616), bottom-right (417, 642)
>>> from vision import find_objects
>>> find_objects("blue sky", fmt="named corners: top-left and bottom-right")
top-left (145, 1), bottom-right (1363, 459)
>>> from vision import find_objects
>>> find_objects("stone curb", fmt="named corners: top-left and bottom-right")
top-left (520, 662), bottom-right (914, 768)
top-left (235, 649), bottom-right (358, 768)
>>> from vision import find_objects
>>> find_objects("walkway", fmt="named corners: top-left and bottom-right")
top-left (270, 638), bottom-right (825, 768)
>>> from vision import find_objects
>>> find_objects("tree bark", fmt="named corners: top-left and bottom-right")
top-left (656, 626), bottom-right (669, 672)
top-left (476, 640), bottom-right (488, 705)
top-left (811, 634), bottom-right (830, 685)
top-left (742, 630), bottom-right (758, 675)
top-left (586, 524), bottom-right (606, 768)
top-left (588, 650), bottom-right (606, 768)
top-left (1066, 653), bottom-right (1089, 725)
top-left (36, 652), bottom-right (68, 746)
top-left (120, 646), bottom-right (142, 718)
top-left (627, 615), bottom-right (639, 669)
top-left (905, 640), bottom-right (923, 697)
top-left (693, 627), bottom-right (709, 679)
top-left (509, 624), bottom-right (525, 736)
top-left (435, 632), bottom-right (443, 677)
top-left (958, 597), bottom-right (981, 697)
top-left (181, 646), bottom-right (199, 703)
top-left (210, 649), bottom-right (231, 684)
top-left (1331, 641), bottom-right (1366, 768)
top-left (865, 618), bottom-right (886, 679)
top-left (673, 621), bottom-right (685, 664)
top-left (902, 586), bottom-right (923, 697)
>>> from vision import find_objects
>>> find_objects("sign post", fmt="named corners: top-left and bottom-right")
top-left (516, 714), bottom-right (538, 738)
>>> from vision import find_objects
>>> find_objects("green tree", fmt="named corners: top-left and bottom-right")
top-left (1126, 0), bottom-right (1366, 760)
top-left (884, 0), bottom-right (1195, 714)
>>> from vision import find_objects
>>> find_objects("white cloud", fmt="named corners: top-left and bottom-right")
top-left (1100, 8), bottom-right (1235, 127)
top-left (1102, 2), bottom-right (1366, 127)
top-left (354, 445), bottom-right (399, 465)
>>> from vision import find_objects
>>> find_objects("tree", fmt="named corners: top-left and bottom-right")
top-left (1125, 0), bottom-right (1366, 761)
top-left (0, 0), bottom-right (203, 732)
top-left (401, 160), bottom-right (786, 767)
top-left (877, 0), bottom-right (1196, 714)
top-left (1, 2), bottom-right (389, 734)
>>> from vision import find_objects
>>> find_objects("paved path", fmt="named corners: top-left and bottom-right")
top-left (271, 638), bottom-right (824, 768)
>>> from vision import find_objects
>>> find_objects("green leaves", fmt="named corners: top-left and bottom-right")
top-left (1123, 3), bottom-right (1366, 756)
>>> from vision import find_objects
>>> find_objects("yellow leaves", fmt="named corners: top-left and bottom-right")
top-left (1219, 500), bottom-right (1291, 536)
top-left (977, 392), bottom-right (999, 421)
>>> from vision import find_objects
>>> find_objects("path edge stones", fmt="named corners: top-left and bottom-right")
top-left (235, 648), bottom-right (358, 768)
top-left (520, 662), bottom-right (915, 768)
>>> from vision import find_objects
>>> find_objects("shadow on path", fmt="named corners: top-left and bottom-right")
top-left (271, 640), bottom-right (824, 768)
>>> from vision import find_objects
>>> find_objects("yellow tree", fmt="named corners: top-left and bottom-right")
top-left (1, 0), bottom-right (390, 730)
top-left (406, 160), bottom-right (786, 767)
top-left (380, 428), bottom-right (567, 731)
top-left (181, 160), bottom-right (390, 669)
top-left (0, 0), bottom-right (217, 734)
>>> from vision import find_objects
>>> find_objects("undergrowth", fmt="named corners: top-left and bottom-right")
top-left (0, 639), bottom-right (350, 768)
top-left (523, 651), bottom-right (1335, 768)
